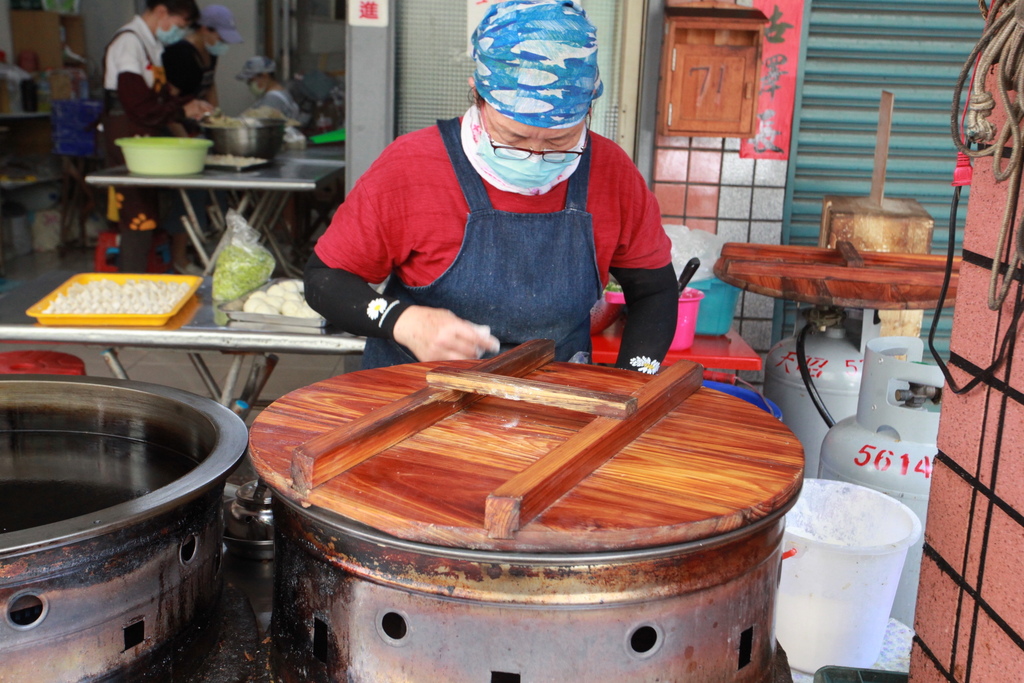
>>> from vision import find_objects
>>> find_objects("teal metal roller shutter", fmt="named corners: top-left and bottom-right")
top-left (779, 0), bottom-right (985, 350)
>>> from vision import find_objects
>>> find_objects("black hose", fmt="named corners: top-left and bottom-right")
top-left (795, 323), bottom-right (836, 428)
top-left (928, 184), bottom-right (1024, 394)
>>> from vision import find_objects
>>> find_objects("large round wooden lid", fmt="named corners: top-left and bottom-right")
top-left (714, 242), bottom-right (959, 309)
top-left (248, 342), bottom-right (803, 552)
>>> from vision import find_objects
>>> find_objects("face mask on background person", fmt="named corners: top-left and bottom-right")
top-left (207, 41), bottom-right (230, 56)
top-left (156, 23), bottom-right (187, 46)
top-left (249, 80), bottom-right (266, 97)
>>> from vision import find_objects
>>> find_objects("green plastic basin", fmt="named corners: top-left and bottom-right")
top-left (115, 137), bottom-right (213, 176)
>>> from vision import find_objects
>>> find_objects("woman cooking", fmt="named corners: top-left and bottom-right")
top-left (163, 4), bottom-right (244, 108)
top-left (305, 0), bottom-right (677, 373)
top-left (102, 0), bottom-right (214, 273)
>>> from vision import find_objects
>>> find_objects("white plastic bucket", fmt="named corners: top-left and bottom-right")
top-left (775, 478), bottom-right (922, 673)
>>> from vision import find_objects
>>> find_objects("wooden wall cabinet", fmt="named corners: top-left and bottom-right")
top-left (10, 10), bottom-right (86, 71)
top-left (658, 2), bottom-right (767, 138)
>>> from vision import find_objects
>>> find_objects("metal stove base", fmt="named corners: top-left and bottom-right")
top-left (179, 583), bottom-right (266, 683)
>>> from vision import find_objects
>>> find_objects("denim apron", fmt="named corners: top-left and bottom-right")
top-left (361, 117), bottom-right (602, 369)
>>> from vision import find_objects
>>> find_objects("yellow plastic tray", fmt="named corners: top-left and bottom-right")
top-left (26, 273), bottom-right (203, 326)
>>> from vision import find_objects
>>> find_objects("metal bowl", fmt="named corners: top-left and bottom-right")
top-left (201, 118), bottom-right (286, 159)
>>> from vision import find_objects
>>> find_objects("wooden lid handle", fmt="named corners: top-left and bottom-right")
top-left (291, 339), bottom-right (555, 496)
top-left (484, 359), bottom-right (704, 539)
top-left (426, 368), bottom-right (637, 419)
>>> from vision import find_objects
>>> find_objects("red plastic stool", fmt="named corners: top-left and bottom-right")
top-left (0, 350), bottom-right (87, 375)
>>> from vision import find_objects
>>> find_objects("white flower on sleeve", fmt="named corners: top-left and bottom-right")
top-left (629, 356), bottom-right (660, 375)
top-left (366, 298), bottom-right (388, 321)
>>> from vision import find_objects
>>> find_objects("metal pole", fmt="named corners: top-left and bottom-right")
top-left (188, 352), bottom-right (221, 399)
top-left (99, 348), bottom-right (129, 380)
top-left (219, 354), bottom-right (247, 406)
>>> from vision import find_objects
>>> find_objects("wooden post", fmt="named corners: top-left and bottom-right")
top-left (869, 91), bottom-right (895, 207)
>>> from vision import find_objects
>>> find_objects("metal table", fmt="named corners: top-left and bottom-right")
top-left (0, 271), bottom-right (364, 414)
top-left (85, 148), bottom-right (345, 277)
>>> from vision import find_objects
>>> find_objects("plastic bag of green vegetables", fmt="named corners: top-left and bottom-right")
top-left (212, 210), bottom-right (276, 301)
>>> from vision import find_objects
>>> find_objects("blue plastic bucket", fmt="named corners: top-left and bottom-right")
top-left (703, 380), bottom-right (783, 419)
top-left (690, 277), bottom-right (740, 336)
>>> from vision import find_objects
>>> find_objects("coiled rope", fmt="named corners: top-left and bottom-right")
top-left (951, 0), bottom-right (1024, 310)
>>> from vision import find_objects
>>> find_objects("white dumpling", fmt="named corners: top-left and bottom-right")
top-left (250, 302), bottom-right (278, 315)
top-left (280, 300), bottom-right (305, 318)
top-left (266, 283), bottom-right (289, 298)
top-left (263, 295), bottom-right (285, 313)
top-left (296, 302), bottom-right (322, 319)
top-left (243, 295), bottom-right (268, 313)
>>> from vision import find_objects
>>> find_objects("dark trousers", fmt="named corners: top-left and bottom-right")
top-left (102, 112), bottom-right (160, 273)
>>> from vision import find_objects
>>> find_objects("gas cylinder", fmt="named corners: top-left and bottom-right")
top-left (819, 335), bottom-right (942, 627)
top-left (763, 307), bottom-right (864, 478)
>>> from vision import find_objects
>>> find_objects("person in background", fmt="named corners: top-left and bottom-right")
top-left (161, 4), bottom-right (243, 273)
top-left (304, 0), bottom-right (677, 373)
top-left (163, 4), bottom-right (243, 107)
top-left (102, 0), bottom-right (214, 273)
top-left (236, 56), bottom-right (301, 122)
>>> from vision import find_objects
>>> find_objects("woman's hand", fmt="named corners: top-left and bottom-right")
top-left (183, 99), bottom-right (215, 120)
top-left (393, 306), bottom-right (501, 362)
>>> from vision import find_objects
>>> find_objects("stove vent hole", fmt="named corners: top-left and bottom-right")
top-left (629, 625), bottom-right (659, 654)
top-left (180, 533), bottom-right (198, 565)
top-left (738, 626), bottom-right (753, 669)
top-left (313, 618), bottom-right (329, 663)
top-left (123, 619), bottom-right (145, 651)
top-left (491, 673), bottom-right (521, 683)
top-left (8, 594), bottom-right (45, 628)
top-left (381, 611), bottom-right (408, 640)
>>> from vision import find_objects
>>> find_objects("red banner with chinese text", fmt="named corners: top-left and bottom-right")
top-left (740, 0), bottom-right (804, 160)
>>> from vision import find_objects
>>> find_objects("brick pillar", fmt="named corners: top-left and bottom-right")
top-left (909, 100), bottom-right (1024, 678)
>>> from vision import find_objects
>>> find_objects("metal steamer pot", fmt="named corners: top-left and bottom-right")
top-left (202, 118), bottom-right (286, 159)
top-left (0, 376), bottom-right (249, 682)
top-left (270, 496), bottom-right (791, 683)
top-left (248, 344), bottom-right (805, 682)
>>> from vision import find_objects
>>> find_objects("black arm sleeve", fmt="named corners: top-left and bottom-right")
top-left (609, 264), bottom-right (679, 372)
top-left (303, 252), bottom-right (411, 339)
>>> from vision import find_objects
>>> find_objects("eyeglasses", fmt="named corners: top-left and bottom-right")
top-left (486, 131), bottom-right (588, 164)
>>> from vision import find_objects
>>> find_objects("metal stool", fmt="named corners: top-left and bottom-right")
top-left (0, 350), bottom-right (87, 375)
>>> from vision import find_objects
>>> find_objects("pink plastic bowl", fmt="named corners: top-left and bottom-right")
top-left (604, 288), bottom-right (704, 350)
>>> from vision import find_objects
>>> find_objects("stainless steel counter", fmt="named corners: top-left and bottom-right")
top-left (84, 147), bottom-right (345, 278)
top-left (84, 147), bottom-right (345, 192)
top-left (0, 271), bottom-right (364, 411)
top-left (0, 271), bottom-right (364, 355)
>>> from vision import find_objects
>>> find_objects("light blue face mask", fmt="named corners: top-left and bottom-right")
top-left (475, 133), bottom-right (577, 191)
top-left (156, 24), bottom-right (187, 46)
top-left (206, 41), bottom-right (230, 57)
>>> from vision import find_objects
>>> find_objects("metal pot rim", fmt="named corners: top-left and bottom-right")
top-left (275, 491), bottom-right (799, 566)
top-left (200, 118), bottom-right (286, 130)
top-left (0, 375), bottom-right (248, 556)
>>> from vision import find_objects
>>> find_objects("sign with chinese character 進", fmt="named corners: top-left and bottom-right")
top-left (349, 0), bottom-right (390, 27)
top-left (740, 0), bottom-right (804, 160)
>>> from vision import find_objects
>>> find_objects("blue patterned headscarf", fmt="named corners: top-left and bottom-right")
top-left (472, 0), bottom-right (603, 129)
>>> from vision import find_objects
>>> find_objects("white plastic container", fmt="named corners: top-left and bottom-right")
top-left (775, 478), bottom-right (922, 673)
top-left (819, 336), bottom-right (942, 626)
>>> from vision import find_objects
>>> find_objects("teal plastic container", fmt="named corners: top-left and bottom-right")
top-left (690, 277), bottom-right (740, 336)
